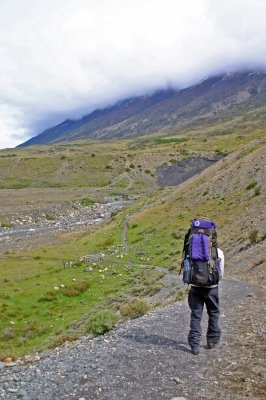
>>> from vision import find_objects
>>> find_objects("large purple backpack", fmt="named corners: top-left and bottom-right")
top-left (182, 218), bottom-right (219, 286)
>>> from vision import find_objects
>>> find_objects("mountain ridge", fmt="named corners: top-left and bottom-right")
top-left (19, 70), bottom-right (266, 147)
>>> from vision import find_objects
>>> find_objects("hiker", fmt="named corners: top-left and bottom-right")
top-left (181, 218), bottom-right (224, 355)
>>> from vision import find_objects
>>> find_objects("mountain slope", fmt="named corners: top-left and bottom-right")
top-left (19, 71), bottom-right (266, 146)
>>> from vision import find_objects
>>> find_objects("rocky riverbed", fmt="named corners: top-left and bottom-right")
top-left (0, 196), bottom-right (130, 252)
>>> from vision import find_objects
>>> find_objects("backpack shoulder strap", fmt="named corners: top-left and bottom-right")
top-left (182, 228), bottom-right (191, 258)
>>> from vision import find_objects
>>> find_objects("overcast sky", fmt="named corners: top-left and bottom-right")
top-left (0, 0), bottom-right (266, 149)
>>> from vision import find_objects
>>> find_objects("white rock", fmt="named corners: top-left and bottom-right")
top-left (170, 398), bottom-right (187, 400)
top-left (24, 355), bottom-right (40, 363)
top-left (173, 377), bottom-right (183, 384)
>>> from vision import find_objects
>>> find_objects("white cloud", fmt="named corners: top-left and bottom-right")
top-left (0, 0), bottom-right (266, 149)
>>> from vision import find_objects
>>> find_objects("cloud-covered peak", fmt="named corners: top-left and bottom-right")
top-left (0, 0), bottom-right (266, 148)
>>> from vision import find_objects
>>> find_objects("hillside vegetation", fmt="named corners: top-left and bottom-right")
top-left (0, 122), bottom-right (265, 360)
top-left (0, 121), bottom-right (264, 191)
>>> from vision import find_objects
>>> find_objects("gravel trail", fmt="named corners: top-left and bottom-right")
top-left (1, 279), bottom-right (265, 400)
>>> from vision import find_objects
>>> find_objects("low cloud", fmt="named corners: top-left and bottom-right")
top-left (0, 0), bottom-right (266, 148)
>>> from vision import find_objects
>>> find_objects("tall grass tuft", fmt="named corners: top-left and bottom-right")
top-left (61, 279), bottom-right (90, 297)
top-left (245, 182), bottom-right (257, 190)
top-left (38, 291), bottom-right (58, 302)
top-left (249, 229), bottom-right (259, 244)
top-left (86, 310), bottom-right (119, 335)
top-left (80, 197), bottom-right (95, 206)
top-left (120, 298), bottom-right (150, 319)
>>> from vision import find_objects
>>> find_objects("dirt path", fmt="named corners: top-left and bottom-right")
top-left (121, 216), bottom-right (130, 253)
top-left (120, 200), bottom-right (151, 254)
top-left (1, 279), bottom-right (265, 400)
top-left (107, 172), bottom-right (134, 191)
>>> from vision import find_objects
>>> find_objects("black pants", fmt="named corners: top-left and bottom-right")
top-left (188, 285), bottom-right (221, 349)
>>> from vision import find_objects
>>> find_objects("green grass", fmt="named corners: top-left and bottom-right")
top-left (0, 142), bottom-right (126, 189)
top-left (246, 182), bottom-right (257, 190)
top-left (0, 199), bottom-right (165, 359)
top-left (0, 255), bottom-right (153, 359)
top-left (86, 310), bottom-right (119, 335)
top-left (249, 229), bottom-right (259, 244)
top-left (80, 197), bottom-right (95, 206)
top-left (155, 137), bottom-right (188, 145)
top-left (0, 222), bottom-right (14, 228)
top-left (109, 177), bottom-right (130, 190)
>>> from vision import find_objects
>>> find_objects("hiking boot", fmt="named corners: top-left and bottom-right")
top-left (206, 342), bottom-right (216, 349)
top-left (191, 347), bottom-right (200, 355)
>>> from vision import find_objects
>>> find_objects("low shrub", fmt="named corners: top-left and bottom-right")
top-left (143, 283), bottom-right (163, 296)
top-left (249, 229), bottom-right (259, 244)
top-left (120, 298), bottom-right (150, 319)
top-left (246, 182), bottom-right (257, 190)
top-left (52, 333), bottom-right (79, 346)
top-left (80, 197), bottom-right (95, 206)
top-left (155, 137), bottom-right (188, 145)
top-left (0, 222), bottom-right (14, 228)
top-left (215, 149), bottom-right (228, 157)
top-left (103, 237), bottom-right (115, 246)
top-left (61, 279), bottom-right (90, 297)
top-left (261, 233), bottom-right (266, 242)
top-left (130, 285), bottom-right (147, 296)
top-left (21, 320), bottom-right (48, 339)
top-left (176, 289), bottom-right (186, 302)
top-left (1, 327), bottom-right (15, 339)
top-left (0, 352), bottom-right (16, 362)
top-left (86, 310), bottom-right (119, 335)
top-left (38, 291), bottom-right (58, 302)
top-left (45, 214), bottom-right (55, 221)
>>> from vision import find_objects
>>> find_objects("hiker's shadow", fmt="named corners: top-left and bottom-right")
top-left (121, 328), bottom-right (191, 354)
